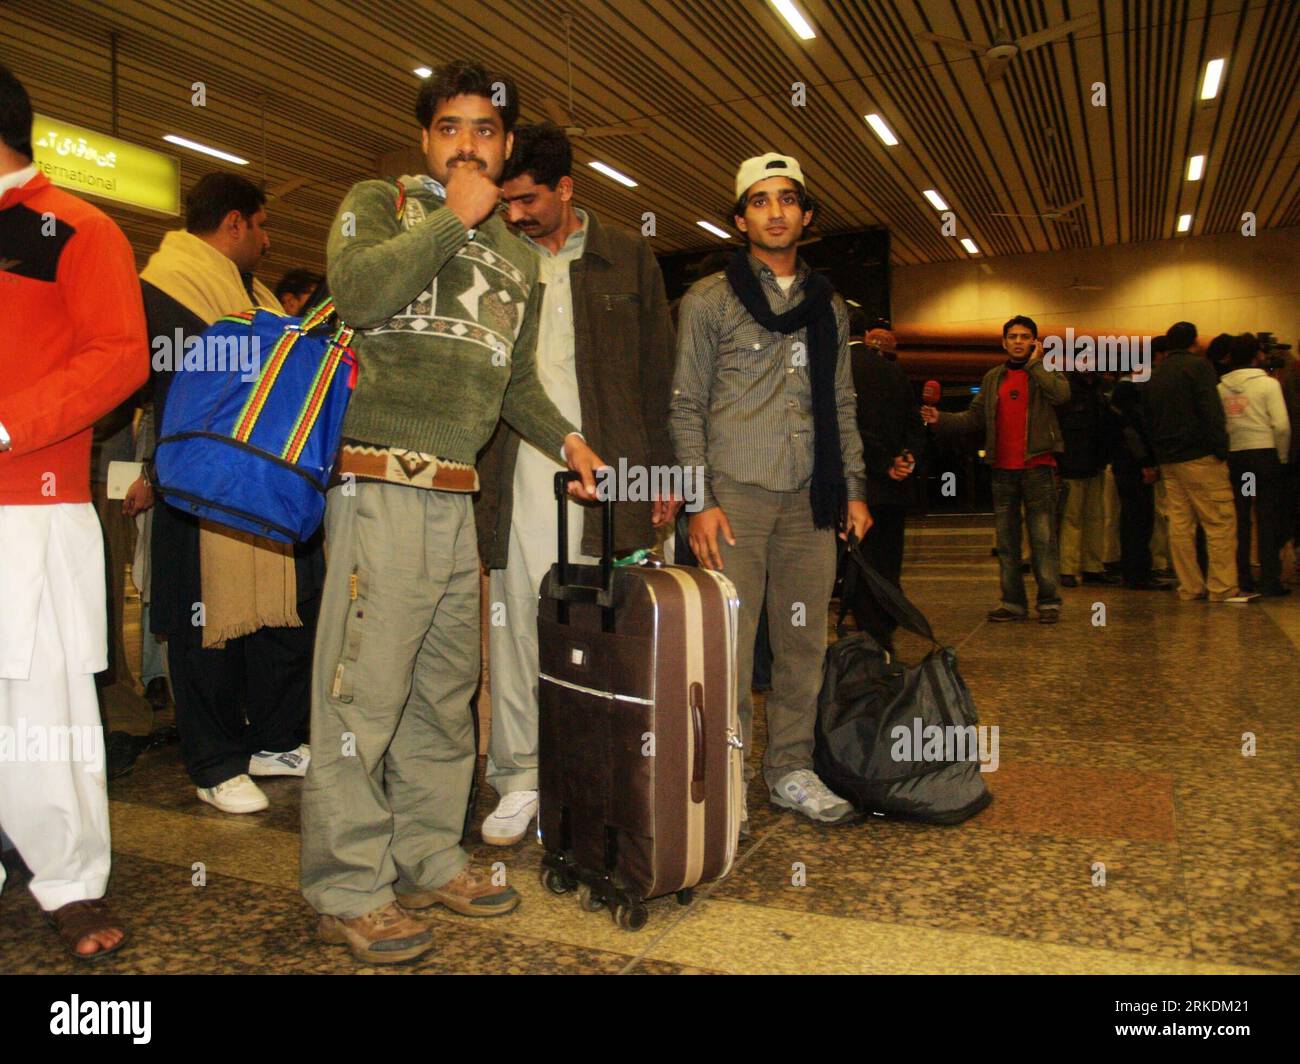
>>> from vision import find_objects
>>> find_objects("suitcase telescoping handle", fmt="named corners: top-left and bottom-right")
top-left (552, 471), bottom-right (617, 628)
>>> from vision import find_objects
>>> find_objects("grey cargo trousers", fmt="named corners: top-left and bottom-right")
top-left (301, 482), bottom-right (479, 918)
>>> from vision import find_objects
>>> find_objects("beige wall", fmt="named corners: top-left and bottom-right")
top-left (893, 226), bottom-right (1300, 347)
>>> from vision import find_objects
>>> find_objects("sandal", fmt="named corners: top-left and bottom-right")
top-left (47, 899), bottom-right (128, 961)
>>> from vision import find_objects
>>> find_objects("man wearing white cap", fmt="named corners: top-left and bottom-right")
top-left (670, 153), bottom-right (871, 829)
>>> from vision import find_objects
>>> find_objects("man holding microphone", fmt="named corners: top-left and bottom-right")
top-left (921, 316), bottom-right (1070, 623)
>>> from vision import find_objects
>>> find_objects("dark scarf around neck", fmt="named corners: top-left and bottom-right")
top-left (724, 249), bottom-right (846, 529)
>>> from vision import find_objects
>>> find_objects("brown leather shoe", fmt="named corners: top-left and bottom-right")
top-left (318, 901), bottom-right (433, 964)
top-left (397, 865), bottom-right (520, 918)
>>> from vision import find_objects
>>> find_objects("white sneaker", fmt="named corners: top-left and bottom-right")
top-left (770, 769), bottom-right (855, 824)
top-left (249, 744), bottom-right (311, 777)
top-left (482, 790), bottom-right (539, 846)
top-left (197, 774), bottom-right (269, 814)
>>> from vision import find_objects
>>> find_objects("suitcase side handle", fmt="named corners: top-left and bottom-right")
top-left (690, 682), bottom-right (706, 803)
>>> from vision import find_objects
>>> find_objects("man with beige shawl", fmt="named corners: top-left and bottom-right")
top-left (139, 172), bottom-right (322, 814)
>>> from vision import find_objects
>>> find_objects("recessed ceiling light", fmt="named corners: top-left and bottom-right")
top-left (864, 113), bottom-right (899, 146)
top-left (1177, 214), bottom-right (1192, 233)
top-left (414, 66), bottom-right (433, 79)
top-left (588, 161), bottom-right (638, 188)
top-left (770, 0), bottom-right (816, 40)
top-left (162, 135), bottom-right (248, 165)
top-left (960, 238), bottom-right (980, 254)
top-left (1200, 58), bottom-right (1225, 100)
top-left (1187, 155), bottom-right (1205, 181)
top-left (697, 220), bottom-right (732, 239)
top-left (922, 189), bottom-right (949, 211)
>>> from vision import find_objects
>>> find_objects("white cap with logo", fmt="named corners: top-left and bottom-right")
top-left (734, 153), bottom-right (806, 201)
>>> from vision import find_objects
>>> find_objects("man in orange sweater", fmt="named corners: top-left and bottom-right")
top-left (0, 64), bottom-right (148, 959)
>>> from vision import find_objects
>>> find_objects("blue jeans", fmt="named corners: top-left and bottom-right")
top-left (992, 467), bottom-right (1061, 615)
top-left (140, 603), bottom-right (167, 686)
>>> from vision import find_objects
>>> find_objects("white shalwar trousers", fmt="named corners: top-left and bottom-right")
top-left (0, 503), bottom-right (112, 910)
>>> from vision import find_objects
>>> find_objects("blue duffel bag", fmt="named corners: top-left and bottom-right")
top-left (154, 297), bottom-right (356, 543)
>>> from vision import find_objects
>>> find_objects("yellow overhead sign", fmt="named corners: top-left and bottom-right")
top-left (32, 114), bottom-right (181, 216)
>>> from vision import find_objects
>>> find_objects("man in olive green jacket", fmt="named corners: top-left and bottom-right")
top-left (922, 315), bottom-right (1071, 622)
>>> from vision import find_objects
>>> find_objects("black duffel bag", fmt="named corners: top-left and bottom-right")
top-left (813, 540), bottom-right (992, 825)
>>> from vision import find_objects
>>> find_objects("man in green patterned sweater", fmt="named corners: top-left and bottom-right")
top-left (301, 59), bottom-right (605, 964)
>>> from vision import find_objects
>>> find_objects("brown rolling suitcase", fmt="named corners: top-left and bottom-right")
top-left (537, 472), bottom-right (743, 930)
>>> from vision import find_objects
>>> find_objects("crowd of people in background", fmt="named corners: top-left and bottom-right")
top-left (913, 317), bottom-right (1297, 618)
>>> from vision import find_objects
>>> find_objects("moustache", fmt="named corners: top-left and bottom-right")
top-left (447, 156), bottom-right (486, 170)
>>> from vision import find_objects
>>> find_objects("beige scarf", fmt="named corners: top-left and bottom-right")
top-left (142, 230), bottom-right (301, 648)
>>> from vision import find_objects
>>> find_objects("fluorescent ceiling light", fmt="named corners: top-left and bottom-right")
top-left (414, 66), bottom-right (433, 78)
top-left (922, 189), bottom-right (949, 211)
top-left (960, 238), bottom-right (980, 254)
top-left (770, 0), bottom-right (816, 40)
top-left (1186, 154), bottom-right (1205, 181)
top-left (1177, 214), bottom-right (1192, 233)
top-left (1200, 58), bottom-right (1225, 100)
top-left (697, 220), bottom-right (732, 239)
top-left (864, 113), bottom-right (899, 146)
top-left (588, 161), bottom-right (638, 188)
top-left (162, 134), bottom-right (248, 165)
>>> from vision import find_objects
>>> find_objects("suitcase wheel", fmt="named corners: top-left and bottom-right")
top-left (613, 902), bottom-right (648, 932)
top-left (675, 888), bottom-right (694, 906)
top-left (540, 867), bottom-right (573, 895)
top-left (577, 883), bottom-right (605, 913)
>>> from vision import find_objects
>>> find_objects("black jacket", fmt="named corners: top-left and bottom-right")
top-left (143, 281), bottom-right (324, 645)
top-left (1143, 349), bottom-right (1229, 464)
top-left (1105, 378), bottom-right (1156, 474)
top-left (850, 344), bottom-right (926, 507)
top-left (1055, 373), bottom-right (1105, 478)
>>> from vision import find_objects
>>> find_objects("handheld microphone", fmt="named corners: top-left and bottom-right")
top-left (922, 380), bottom-right (941, 405)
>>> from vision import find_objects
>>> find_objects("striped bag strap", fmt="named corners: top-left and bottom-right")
top-left (299, 298), bottom-right (335, 331)
top-left (231, 326), bottom-right (305, 444)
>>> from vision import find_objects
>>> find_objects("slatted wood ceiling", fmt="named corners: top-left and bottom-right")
top-left (2, 0), bottom-right (1296, 286)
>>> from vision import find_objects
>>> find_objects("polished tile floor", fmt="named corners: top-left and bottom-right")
top-left (2, 515), bottom-right (1296, 974)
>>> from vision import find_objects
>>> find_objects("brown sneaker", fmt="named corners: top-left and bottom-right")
top-left (397, 865), bottom-right (520, 918)
top-left (318, 901), bottom-right (434, 964)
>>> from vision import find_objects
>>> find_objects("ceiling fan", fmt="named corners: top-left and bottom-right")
top-left (265, 175), bottom-right (310, 202)
top-left (916, 8), bottom-right (1097, 83)
top-left (541, 13), bottom-right (646, 139)
top-left (1067, 276), bottom-right (1105, 291)
top-left (989, 197), bottom-right (1086, 224)
top-left (254, 94), bottom-right (314, 202)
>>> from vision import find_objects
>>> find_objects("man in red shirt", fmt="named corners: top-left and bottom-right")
top-left (922, 316), bottom-right (1071, 622)
top-left (0, 65), bottom-right (148, 958)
